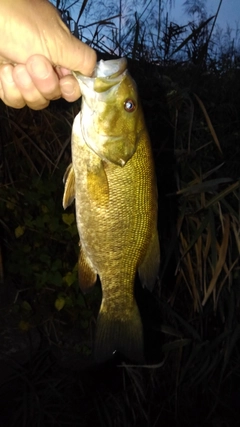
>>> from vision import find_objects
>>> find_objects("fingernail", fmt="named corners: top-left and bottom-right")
top-left (30, 59), bottom-right (50, 79)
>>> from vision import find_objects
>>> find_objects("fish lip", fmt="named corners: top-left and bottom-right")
top-left (93, 58), bottom-right (127, 78)
top-left (74, 58), bottom-right (128, 80)
top-left (73, 58), bottom-right (128, 93)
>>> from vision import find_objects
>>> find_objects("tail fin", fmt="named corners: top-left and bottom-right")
top-left (94, 300), bottom-right (144, 363)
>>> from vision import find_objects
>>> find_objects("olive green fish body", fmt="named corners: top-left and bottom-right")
top-left (63, 58), bottom-right (160, 362)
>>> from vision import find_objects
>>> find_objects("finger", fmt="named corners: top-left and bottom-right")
top-left (0, 64), bottom-right (25, 108)
top-left (26, 55), bottom-right (62, 100)
top-left (60, 74), bottom-right (81, 102)
top-left (12, 64), bottom-right (50, 110)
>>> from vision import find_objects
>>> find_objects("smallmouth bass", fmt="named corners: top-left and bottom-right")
top-left (63, 58), bottom-right (160, 362)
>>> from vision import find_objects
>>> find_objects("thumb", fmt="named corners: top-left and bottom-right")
top-left (54, 30), bottom-right (97, 76)
top-left (34, 0), bottom-right (97, 76)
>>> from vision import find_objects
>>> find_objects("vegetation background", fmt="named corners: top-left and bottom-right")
top-left (0, 0), bottom-right (240, 425)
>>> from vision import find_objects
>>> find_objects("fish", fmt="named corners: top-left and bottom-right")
top-left (63, 57), bottom-right (160, 363)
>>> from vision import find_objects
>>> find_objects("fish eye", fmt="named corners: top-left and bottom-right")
top-left (124, 99), bottom-right (136, 112)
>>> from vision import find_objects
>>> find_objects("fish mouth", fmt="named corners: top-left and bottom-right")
top-left (73, 58), bottom-right (128, 93)
top-left (92, 58), bottom-right (127, 78)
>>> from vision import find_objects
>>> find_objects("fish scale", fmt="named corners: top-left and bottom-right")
top-left (63, 58), bottom-right (160, 362)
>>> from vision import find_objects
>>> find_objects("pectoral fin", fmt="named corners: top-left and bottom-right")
top-left (87, 160), bottom-right (109, 205)
top-left (78, 243), bottom-right (97, 292)
top-left (63, 164), bottom-right (75, 209)
top-left (138, 231), bottom-right (160, 291)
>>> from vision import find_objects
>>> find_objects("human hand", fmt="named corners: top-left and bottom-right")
top-left (0, 0), bottom-right (96, 110)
